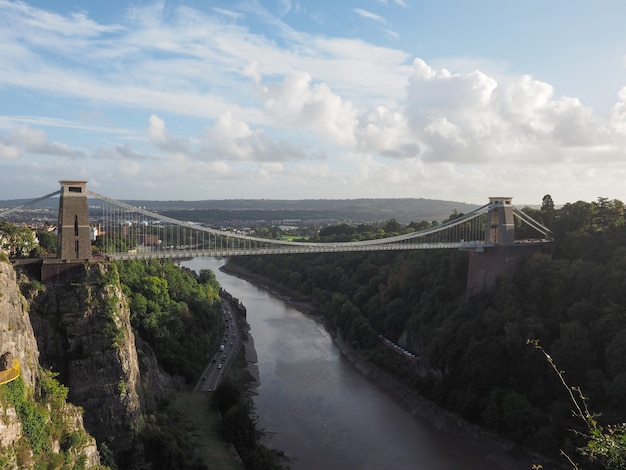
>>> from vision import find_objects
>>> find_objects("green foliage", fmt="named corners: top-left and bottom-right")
top-left (0, 373), bottom-right (95, 467)
top-left (141, 417), bottom-right (207, 469)
top-left (97, 263), bottom-right (121, 287)
top-left (95, 233), bottom-right (129, 254)
top-left (116, 259), bottom-right (221, 383)
top-left (118, 380), bottom-right (127, 396)
top-left (317, 219), bottom-right (425, 243)
top-left (0, 221), bottom-right (37, 258)
top-left (36, 230), bottom-right (57, 253)
top-left (37, 368), bottom-right (69, 409)
top-left (530, 340), bottom-right (626, 469)
top-left (102, 296), bottom-right (125, 348)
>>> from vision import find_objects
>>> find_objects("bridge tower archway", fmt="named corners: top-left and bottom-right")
top-left (57, 180), bottom-right (91, 260)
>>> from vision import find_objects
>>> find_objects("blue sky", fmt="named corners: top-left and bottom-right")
top-left (1, 0), bottom-right (626, 205)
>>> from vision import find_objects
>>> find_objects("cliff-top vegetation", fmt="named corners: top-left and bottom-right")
top-left (115, 259), bottom-right (222, 384)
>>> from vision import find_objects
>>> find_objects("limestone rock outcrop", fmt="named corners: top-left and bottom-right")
top-left (0, 258), bottom-right (101, 468)
top-left (0, 260), bottom-right (39, 388)
top-left (27, 262), bottom-right (143, 458)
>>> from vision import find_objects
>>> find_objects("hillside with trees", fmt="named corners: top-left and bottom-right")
top-left (229, 196), bottom-right (626, 469)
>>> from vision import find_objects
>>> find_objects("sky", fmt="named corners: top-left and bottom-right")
top-left (1, 1), bottom-right (626, 206)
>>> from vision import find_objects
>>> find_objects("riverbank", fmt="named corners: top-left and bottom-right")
top-left (220, 261), bottom-right (544, 469)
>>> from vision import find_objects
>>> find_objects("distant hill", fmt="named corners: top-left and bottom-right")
top-left (0, 197), bottom-right (481, 225)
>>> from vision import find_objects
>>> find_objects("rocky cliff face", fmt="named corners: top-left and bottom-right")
top-left (24, 261), bottom-right (178, 465)
top-left (0, 258), bottom-right (101, 468)
top-left (26, 262), bottom-right (141, 459)
top-left (0, 260), bottom-right (39, 389)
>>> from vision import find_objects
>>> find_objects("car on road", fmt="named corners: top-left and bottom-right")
top-left (217, 363), bottom-right (222, 369)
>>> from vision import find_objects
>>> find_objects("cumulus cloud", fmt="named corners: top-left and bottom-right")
top-left (404, 58), bottom-right (626, 164)
top-left (0, 142), bottom-right (20, 159)
top-left (146, 115), bottom-right (189, 155)
top-left (6, 125), bottom-right (83, 157)
top-left (263, 72), bottom-right (358, 147)
top-left (200, 111), bottom-right (311, 162)
top-left (355, 106), bottom-right (419, 158)
top-left (258, 60), bottom-right (626, 167)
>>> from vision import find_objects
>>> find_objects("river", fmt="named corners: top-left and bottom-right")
top-left (182, 257), bottom-right (533, 470)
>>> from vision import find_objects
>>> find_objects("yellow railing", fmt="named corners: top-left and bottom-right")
top-left (0, 359), bottom-right (21, 385)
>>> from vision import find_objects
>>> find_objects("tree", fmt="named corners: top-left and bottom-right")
top-left (383, 218), bottom-right (403, 235)
top-left (0, 222), bottom-right (37, 258)
top-left (36, 231), bottom-right (57, 254)
top-left (541, 194), bottom-right (555, 214)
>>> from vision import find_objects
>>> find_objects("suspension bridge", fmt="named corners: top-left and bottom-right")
top-left (0, 180), bottom-right (551, 263)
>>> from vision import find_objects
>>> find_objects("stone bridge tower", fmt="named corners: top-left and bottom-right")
top-left (466, 196), bottom-right (545, 295)
top-left (56, 180), bottom-right (91, 260)
top-left (485, 197), bottom-right (515, 245)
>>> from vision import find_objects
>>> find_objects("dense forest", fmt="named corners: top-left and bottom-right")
top-left (230, 196), bottom-right (626, 469)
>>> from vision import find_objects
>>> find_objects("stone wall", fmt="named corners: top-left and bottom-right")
top-left (466, 243), bottom-right (548, 296)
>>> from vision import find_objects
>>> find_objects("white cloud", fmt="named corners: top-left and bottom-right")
top-left (212, 8), bottom-right (243, 20)
top-left (0, 1), bottom-right (411, 123)
top-left (353, 8), bottom-right (388, 26)
top-left (355, 106), bottom-right (418, 158)
top-left (146, 115), bottom-right (189, 154)
top-left (352, 8), bottom-right (400, 41)
top-left (263, 72), bottom-right (358, 147)
top-left (393, 0), bottom-right (408, 6)
top-left (375, 0), bottom-right (408, 6)
top-left (405, 58), bottom-right (626, 165)
top-left (200, 111), bottom-right (311, 162)
top-left (97, 144), bottom-right (155, 161)
top-left (610, 86), bottom-right (626, 134)
top-left (0, 142), bottom-right (19, 159)
top-left (6, 125), bottom-right (83, 157)
top-left (116, 160), bottom-right (141, 178)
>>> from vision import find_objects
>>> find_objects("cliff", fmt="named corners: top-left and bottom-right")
top-left (23, 261), bottom-right (180, 465)
top-left (0, 259), bottom-right (39, 389)
top-left (0, 257), bottom-right (101, 468)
